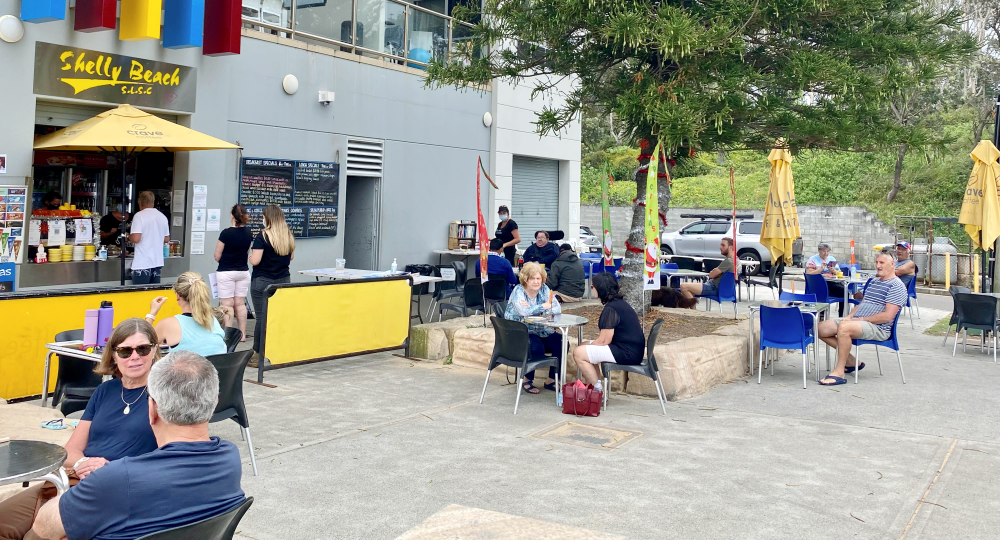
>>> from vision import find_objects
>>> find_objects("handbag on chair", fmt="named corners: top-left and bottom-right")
top-left (562, 379), bottom-right (602, 417)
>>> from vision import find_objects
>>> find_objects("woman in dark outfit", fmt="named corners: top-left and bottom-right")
top-left (571, 273), bottom-right (646, 393)
top-left (249, 205), bottom-right (295, 366)
top-left (495, 205), bottom-right (521, 266)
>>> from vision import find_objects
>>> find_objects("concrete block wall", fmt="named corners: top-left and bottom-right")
top-left (581, 205), bottom-right (896, 268)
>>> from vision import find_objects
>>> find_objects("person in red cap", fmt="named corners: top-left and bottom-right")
top-left (894, 241), bottom-right (916, 287)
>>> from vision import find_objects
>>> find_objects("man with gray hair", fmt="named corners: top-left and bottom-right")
top-left (816, 251), bottom-right (907, 386)
top-left (32, 351), bottom-right (245, 540)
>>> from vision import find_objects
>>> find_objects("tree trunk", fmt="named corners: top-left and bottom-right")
top-left (619, 151), bottom-right (673, 316)
top-left (887, 142), bottom-right (907, 204)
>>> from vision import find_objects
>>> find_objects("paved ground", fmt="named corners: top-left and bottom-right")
top-left (208, 289), bottom-right (1000, 540)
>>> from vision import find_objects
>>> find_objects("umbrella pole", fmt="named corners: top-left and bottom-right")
top-left (120, 151), bottom-right (128, 286)
top-left (991, 95), bottom-right (1000, 293)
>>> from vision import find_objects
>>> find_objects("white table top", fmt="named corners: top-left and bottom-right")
top-left (410, 275), bottom-right (444, 285)
top-left (299, 268), bottom-right (403, 279)
top-left (660, 254), bottom-right (753, 267)
top-left (45, 341), bottom-right (102, 362)
top-left (527, 314), bottom-right (589, 328)
top-left (433, 249), bottom-right (481, 256)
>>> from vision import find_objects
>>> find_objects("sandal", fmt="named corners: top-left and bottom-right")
top-left (40, 419), bottom-right (67, 430)
top-left (844, 362), bottom-right (865, 374)
top-left (819, 376), bottom-right (847, 386)
top-left (543, 382), bottom-right (557, 392)
top-left (522, 382), bottom-right (540, 394)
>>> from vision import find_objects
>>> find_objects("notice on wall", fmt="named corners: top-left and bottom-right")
top-left (193, 185), bottom-right (208, 208)
top-left (74, 219), bottom-right (92, 245)
top-left (172, 189), bottom-right (185, 213)
top-left (49, 220), bottom-right (66, 246)
top-left (28, 220), bottom-right (41, 246)
top-left (208, 272), bottom-right (219, 299)
top-left (207, 209), bottom-right (220, 231)
top-left (239, 159), bottom-right (295, 207)
top-left (0, 154), bottom-right (6, 174)
top-left (172, 215), bottom-right (183, 227)
top-left (190, 231), bottom-right (205, 255)
top-left (238, 157), bottom-right (340, 239)
top-left (192, 209), bottom-right (206, 231)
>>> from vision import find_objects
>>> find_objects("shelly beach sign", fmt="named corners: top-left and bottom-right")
top-left (33, 42), bottom-right (197, 112)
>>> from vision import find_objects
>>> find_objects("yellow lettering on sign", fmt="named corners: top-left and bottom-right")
top-left (60, 52), bottom-right (73, 70)
top-left (85, 61), bottom-right (95, 74)
top-left (75, 53), bottom-right (87, 73)
top-left (151, 72), bottom-right (162, 84)
top-left (130, 60), bottom-right (144, 81)
top-left (143, 70), bottom-right (152, 83)
top-left (104, 57), bottom-right (112, 78)
top-left (171, 68), bottom-right (180, 86)
top-left (111, 65), bottom-right (122, 82)
top-left (162, 73), bottom-right (171, 85)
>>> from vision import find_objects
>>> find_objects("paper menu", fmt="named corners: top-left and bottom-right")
top-left (0, 186), bottom-right (28, 263)
top-left (193, 185), bottom-right (207, 208)
top-left (207, 209), bottom-right (220, 231)
top-left (48, 220), bottom-right (66, 246)
top-left (190, 231), bottom-right (205, 255)
top-left (192, 208), bottom-right (206, 231)
top-left (75, 219), bottom-right (92, 245)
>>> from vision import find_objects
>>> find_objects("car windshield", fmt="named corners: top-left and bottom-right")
top-left (580, 226), bottom-right (594, 236)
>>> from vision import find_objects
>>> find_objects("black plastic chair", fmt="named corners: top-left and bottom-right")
top-left (52, 329), bottom-right (103, 416)
top-left (206, 350), bottom-right (259, 476)
top-left (425, 262), bottom-right (466, 320)
top-left (951, 293), bottom-right (999, 361)
top-left (483, 275), bottom-right (508, 308)
top-left (135, 497), bottom-right (253, 540)
top-left (671, 256), bottom-right (703, 272)
top-left (479, 317), bottom-right (561, 414)
top-left (600, 319), bottom-right (668, 414)
top-left (438, 278), bottom-right (485, 320)
top-left (492, 300), bottom-right (508, 319)
top-left (223, 328), bottom-right (243, 353)
top-left (941, 286), bottom-right (970, 346)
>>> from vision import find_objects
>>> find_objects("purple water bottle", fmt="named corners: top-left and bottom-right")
top-left (97, 301), bottom-right (114, 348)
top-left (83, 309), bottom-right (99, 346)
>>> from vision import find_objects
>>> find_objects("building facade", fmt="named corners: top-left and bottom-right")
top-left (0, 0), bottom-right (580, 289)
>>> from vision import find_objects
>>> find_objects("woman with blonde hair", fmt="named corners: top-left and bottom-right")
top-left (0, 319), bottom-right (160, 537)
top-left (503, 262), bottom-right (562, 394)
top-left (249, 204), bottom-right (295, 363)
top-left (146, 271), bottom-right (227, 356)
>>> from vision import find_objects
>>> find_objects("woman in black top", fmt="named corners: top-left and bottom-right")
top-left (495, 205), bottom-right (520, 265)
top-left (249, 205), bottom-right (295, 363)
top-left (213, 204), bottom-right (254, 341)
top-left (571, 273), bottom-right (646, 392)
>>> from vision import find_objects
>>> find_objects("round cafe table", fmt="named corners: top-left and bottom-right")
top-left (0, 440), bottom-right (69, 494)
top-left (532, 314), bottom-right (589, 406)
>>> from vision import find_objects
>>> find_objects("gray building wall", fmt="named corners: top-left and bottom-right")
top-left (0, 13), bottom-right (491, 287)
top-left (582, 205), bottom-right (897, 268)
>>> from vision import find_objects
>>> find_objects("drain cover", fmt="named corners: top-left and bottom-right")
top-left (531, 421), bottom-right (642, 450)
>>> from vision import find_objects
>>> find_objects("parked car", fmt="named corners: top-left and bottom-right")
top-left (660, 218), bottom-right (802, 275)
top-left (577, 225), bottom-right (602, 254)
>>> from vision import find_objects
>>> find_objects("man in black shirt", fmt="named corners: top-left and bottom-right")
top-left (99, 208), bottom-right (128, 246)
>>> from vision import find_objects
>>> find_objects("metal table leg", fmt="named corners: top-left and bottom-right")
top-left (41, 351), bottom-right (55, 407)
top-left (558, 327), bottom-right (569, 405)
top-left (825, 305), bottom-right (832, 372)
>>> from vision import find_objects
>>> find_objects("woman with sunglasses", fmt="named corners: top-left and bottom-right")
top-left (0, 319), bottom-right (161, 539)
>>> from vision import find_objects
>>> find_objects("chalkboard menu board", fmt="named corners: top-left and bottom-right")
top-left (239, 157), bottom-right (340, 238)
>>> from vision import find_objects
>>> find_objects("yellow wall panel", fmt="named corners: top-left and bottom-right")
top-left (119, 0), bottom-right (163, 41)
top-left (0, 290), bottom-right (181, 400)
top-left (263, 278), bottom-right (410, 365)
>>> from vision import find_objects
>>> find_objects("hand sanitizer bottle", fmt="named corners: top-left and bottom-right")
top-left (390, 258), bottom-right (398, 273)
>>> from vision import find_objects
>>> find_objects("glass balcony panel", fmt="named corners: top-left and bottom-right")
top-left (294, 0), bottom-right (355, 45)
top-left (406, 8), bottom-right (447, 67)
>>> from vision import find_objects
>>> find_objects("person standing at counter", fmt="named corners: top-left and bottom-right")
top-left (99, 206), bottom-right (128, 246)
top-left (495, 205), bottom-right (521, 266)
top-left (129, 191), bottom-right (170, 285)
top-left (214, 204), bottom-right (253, 341)
top-left (249, 205), bottom-right (295, 366)
top-left (41, 191), bottom-right (63, 210)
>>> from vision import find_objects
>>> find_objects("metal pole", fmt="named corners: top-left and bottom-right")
top-left (992, 94), bottom-right (1000, 292)
top-left (120, 151), bottom-right (128, 286)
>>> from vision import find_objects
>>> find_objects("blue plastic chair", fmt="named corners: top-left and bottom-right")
top-left (778, 292), bottom-right (819, 337)
top-left (662, 263), bottom-right (679, 271)
top-left (758, 305), bottom-right (816, 389)
top-left (804, 273), bottom-right (844, 313)
top-left (903, 274), bottom-right (919, 329)
top-left (851, 306), bottom-right (905, 384)
top-left (700, 272), bottom-right (738, 316)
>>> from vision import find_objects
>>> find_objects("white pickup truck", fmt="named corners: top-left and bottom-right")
top-left (660, 216), bottom-right (802, 275)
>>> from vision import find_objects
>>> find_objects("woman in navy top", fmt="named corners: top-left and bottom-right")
top-left (0, 318), bottom-right (160, 537)
top-left (572, 273), bottom-right (646, 392)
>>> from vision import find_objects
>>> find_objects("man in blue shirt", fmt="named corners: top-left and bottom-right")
top-left (475, 238), bottom-right (518, 295)
top-left (522, 231), bottom-right (559, 268)
top-left (816, 251), bottom-right (907, 386)
top-left (32, 351), bottom-right (246, 540)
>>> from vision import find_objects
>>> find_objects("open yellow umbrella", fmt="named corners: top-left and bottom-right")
top-left (760, 143), bottom-right (801, 270)
top-left (958, 140), bottom-right (1000, 251)
top-left (34, 104), bottom-right (240, 284)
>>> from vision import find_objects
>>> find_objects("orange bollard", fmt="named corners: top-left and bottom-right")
top-left (850, 239), bottom-right (855, 266)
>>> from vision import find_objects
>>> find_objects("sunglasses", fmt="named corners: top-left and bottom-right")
top-left (115, 344), bottom-right (154, 358)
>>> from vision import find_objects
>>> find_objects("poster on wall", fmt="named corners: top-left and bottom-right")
top-left (0, 187), bottom-right (27, 263)
top-left (238, 157), bottom-right (339, 238)
top-left (0, 155), bottom-right (6, 174)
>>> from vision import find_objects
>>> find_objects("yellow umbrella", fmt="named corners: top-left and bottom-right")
top-left (958, 140), bottom-right (1000, 251)
top-left (760, 143), bottom-right (801, 267)
top-left (34, 104), bottom-right (240, 284)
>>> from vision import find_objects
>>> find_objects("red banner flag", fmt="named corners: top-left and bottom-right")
top-left (477, 157), bottom-right (489, 283)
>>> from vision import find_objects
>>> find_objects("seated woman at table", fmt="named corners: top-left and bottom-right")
top-left (504, 262), bottom-right (562, 394)
top-left (145, 271), bottom-right (227, 357)
top-left (0, 319), bottom-right (161, 540)
top-left (806, 241), bottom-right (847, 315)
top-left (572, 273), bottom-right (646, 393)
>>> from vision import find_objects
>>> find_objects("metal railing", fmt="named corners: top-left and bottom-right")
top-left (240, 0), bottom-right (480, 69)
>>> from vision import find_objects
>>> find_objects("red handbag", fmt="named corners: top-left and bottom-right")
top-left (562, 379), bottom-right (602, 417)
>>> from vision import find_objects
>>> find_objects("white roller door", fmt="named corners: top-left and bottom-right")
top-left (511, 156), bottom-right (559, 247)
top-left (35, 101), bottom-right (178, 127)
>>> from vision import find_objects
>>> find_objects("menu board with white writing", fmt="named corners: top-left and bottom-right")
top-left (239, 157), bottom-right (340, 238)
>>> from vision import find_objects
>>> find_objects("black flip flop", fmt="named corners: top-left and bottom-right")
top-left (844, 362), bottom-right (865, 374)
top-left (543, 382), bottom-right (557, 392)
top-left (522, 383), bottom-right (540, 394)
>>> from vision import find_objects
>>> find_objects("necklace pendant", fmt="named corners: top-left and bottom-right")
top-left (123, 405), bottom-right (131, 415)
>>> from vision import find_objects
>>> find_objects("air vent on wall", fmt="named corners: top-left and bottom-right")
top-left (346, 138), bottom-right (384, 177)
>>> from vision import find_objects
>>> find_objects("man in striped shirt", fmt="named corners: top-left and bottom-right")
top-left (817, 251), bottom-right (907, 386)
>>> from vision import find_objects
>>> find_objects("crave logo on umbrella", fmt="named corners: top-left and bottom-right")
top-left (33, 42), bottom-right (197, 112)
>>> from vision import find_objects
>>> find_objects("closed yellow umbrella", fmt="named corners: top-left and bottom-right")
top-left (33, 104), bottom-right (240, 284)
top-left (958, 140), bottom-right (1000, 251)
top-left (761, 143), bottom-right (801, 267)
